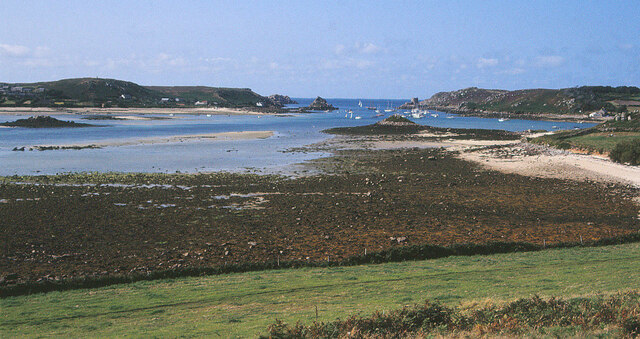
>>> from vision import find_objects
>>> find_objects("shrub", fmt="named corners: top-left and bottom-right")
top-left (622, 316), bottom-right (640, 337)
top-left (609, 139), bottom-right (640, 165)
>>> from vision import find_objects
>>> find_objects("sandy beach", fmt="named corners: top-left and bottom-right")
top-left (459, 143), bottom-right (640, 187)
top-left (22, 131), bottom-right (275, 150)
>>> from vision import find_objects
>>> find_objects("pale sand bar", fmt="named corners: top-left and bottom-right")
top-left (25, 131), bottom-right (275, 149)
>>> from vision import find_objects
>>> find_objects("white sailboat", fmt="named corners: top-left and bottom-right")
top-left (358, 100), bottom-right (363, 108)
top-left (384, 100), bottom-right (394, 112)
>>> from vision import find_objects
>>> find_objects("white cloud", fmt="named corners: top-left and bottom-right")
top-left (476, 58), bottom-right (499, 68)
top-left (0, 43), bottom-right (30, 57)
top-left (358, 42), bottom-right (381, 54)
top-left (336, 42), bottom-right (382, 55)
top-left (321, 57), bottom-right (375, 70)
top-left (204, 57), bottom-right (232, 63)
top-left (34, 46), bottom-right (51, 58)
top-left (499, 68), bottom-right (526, 75)
top-left (620, 43), bottom-right (634, 50)
top-left (535, 55), bottom-right (564, 67)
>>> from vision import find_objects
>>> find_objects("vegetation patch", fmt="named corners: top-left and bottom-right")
top-left (531, 116), bottom-right (640, 162)
top-left (610, 139), bottom-right (640, 165)
top-left (3, 242), bottom-right (640, 337)
top-left (264, 293), bottom-right (640, 338)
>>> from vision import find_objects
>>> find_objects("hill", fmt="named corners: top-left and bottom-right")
top-left (0, 78), bottom-right (277, 108)
top-left (408, 86), bottom-right (640, 117)
top-left (146, 86), bottom-right (271, 107)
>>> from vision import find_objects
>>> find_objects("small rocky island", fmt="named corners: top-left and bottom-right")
top-left (268, 94), bottom-right (297, 105)
top-left (1, 116), bottom-right (97, 128)
top-left (306, 96), bottom-right (337, 111)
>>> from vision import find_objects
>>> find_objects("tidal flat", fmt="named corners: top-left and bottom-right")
top-left (1, 143), bottom-right (638, 290)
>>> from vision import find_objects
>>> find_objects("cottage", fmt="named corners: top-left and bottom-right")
top-left (120, 94), bottom-right (132, 100)
top-left (589, 109), bottom-right (607, 118)
top-left (195, 100), bottom-right (208, 106)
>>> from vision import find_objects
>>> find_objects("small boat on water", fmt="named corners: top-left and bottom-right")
top-left (430, 113), bottom-right (439, 118)
top-left (354, 116), bottom-right (362, 120)
top-left (446, 116), bottom-right (454, 119)
top-left (367, 107), bottom-right (377, 110)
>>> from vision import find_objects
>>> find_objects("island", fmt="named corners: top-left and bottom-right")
top-left (305, 96), bottom-right (338, 111)
top-left (0, 116), bottom-right (97, 128)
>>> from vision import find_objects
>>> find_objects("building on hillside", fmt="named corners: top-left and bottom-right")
top-left (589, 109), bottom-right (607, 118)
top-left (195, 100), bottom-right (208, 106)
top-left (120, 94), bottom-right (132, 100)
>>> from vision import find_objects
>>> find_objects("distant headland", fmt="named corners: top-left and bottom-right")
top-left (400, 86), bottom-right (640, 121)
top-left (0, 78), bottom-right (292, 111)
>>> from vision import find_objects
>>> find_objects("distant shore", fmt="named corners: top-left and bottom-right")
top-left (0, 107), bottom-right (272, 117)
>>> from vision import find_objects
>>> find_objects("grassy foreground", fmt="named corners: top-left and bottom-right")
top-left (2, 243), bottom-right (640, 337)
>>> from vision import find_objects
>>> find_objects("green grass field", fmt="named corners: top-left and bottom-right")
top-left (568, 132), bottom-right (640, 152)
top-left (2, 243), bottom-right (640, 337)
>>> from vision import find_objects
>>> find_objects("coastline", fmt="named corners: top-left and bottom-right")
top-left (316, 133), bottom-right (640, 188)
top-left (417, 106), bottom-right (605, 123)
top-left (0, 107), bottom-right (270, 116)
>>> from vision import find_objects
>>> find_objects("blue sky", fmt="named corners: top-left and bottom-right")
top-left (1, 1), bottom-right (638, 98)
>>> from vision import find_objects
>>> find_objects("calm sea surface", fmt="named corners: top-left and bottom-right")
top-left (0, 98), bottom-right (594, 175)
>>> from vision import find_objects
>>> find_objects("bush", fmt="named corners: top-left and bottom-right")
top-left (622, 316), bottom-right (640, 337)
top-left (263, 293), bottom-right (640, 338)
top-left (609, 139), bottom-right (640, 165)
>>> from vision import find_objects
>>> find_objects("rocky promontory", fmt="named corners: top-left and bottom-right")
top-left (306, 97), bottom-right (337, 111)
top-left (268, 94), bottom-right (297, 105)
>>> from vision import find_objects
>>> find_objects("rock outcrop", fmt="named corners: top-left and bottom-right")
top-left (307, 97), bottom-right (337, 111)
top-left (268, 94), bottom-right (297, 105)
top-left (375, 114), bottom-right (417, 126)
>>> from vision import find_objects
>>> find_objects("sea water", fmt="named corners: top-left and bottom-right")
top-left (0, 98), bottom-right (594, 175)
